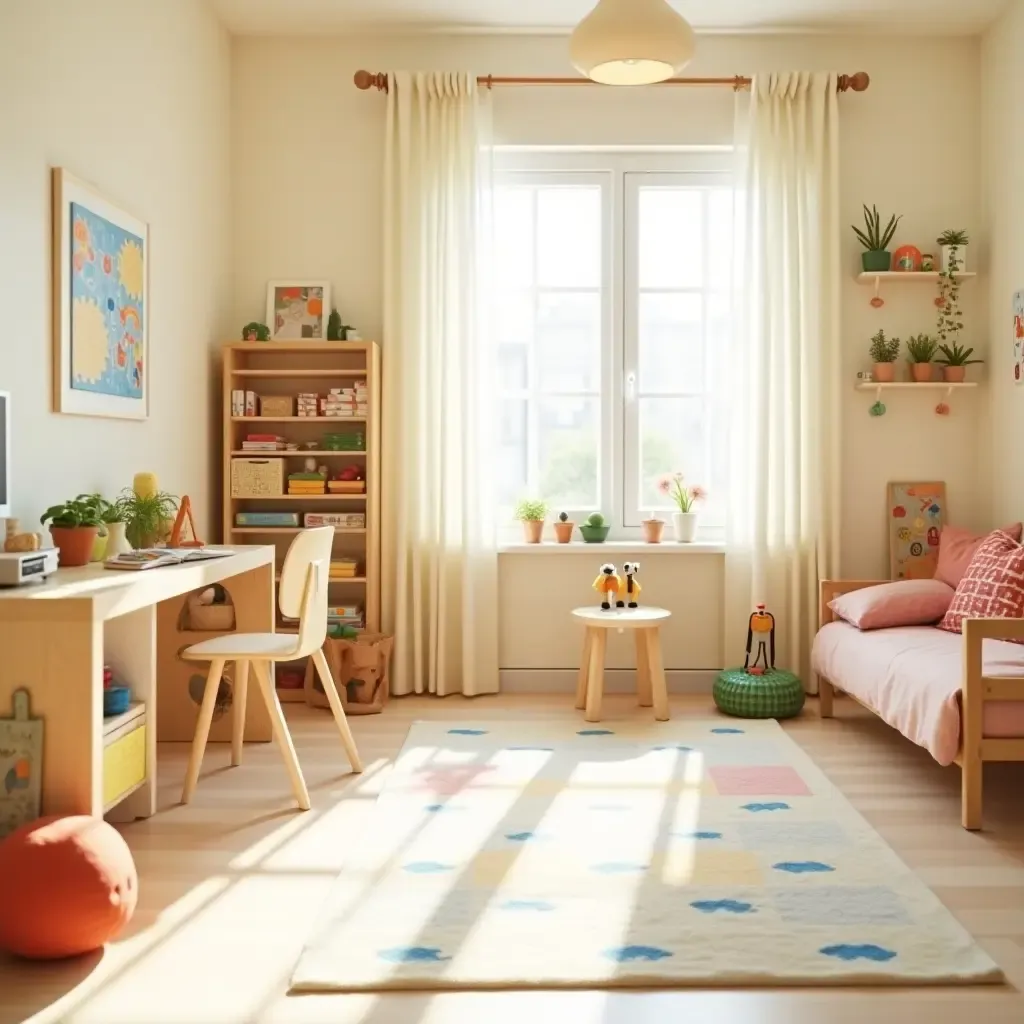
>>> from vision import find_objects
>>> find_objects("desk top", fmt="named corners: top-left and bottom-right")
top-left (0, 545), bottom-right (275, 621)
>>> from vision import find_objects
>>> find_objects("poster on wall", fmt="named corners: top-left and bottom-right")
top-left (888, 481), bottom-right (947, 581)
top-left (1014, 290), bottom-right (1024, 384)
top-left (51, 168), bottom-right (149, 420)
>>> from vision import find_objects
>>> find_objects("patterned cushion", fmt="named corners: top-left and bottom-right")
top-left (938, 529), bottom-right (1024, 640)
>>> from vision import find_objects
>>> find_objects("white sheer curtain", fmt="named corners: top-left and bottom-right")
top-left (381, 71), bottom-right (499, 696)
top-left (724, 73), bottom-right (842, 689)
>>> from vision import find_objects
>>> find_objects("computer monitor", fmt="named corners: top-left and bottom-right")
top-left (0, 392), bottom-right (9, 518)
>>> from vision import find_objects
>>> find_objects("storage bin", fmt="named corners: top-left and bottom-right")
top-left (231, 458), bottom-right (285, 497)
top-left (103, 723), bottom-right (147, 808)
top-left (259, 395), bottom-right (294, 417)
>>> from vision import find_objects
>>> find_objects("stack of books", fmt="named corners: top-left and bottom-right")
top-left (297, 392), bottom-right (320, 418)
top-left (329, 557), bottom-right (359, 579)
top-left (287, 472), bottom-right (326, 496)
top-left (327, 603), bottom-right (364, 630)
top-left (323, 381), bottom-right (369, 418)
top-left (242, 433), bottom-right (285, 451)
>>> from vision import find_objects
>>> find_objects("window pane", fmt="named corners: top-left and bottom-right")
top-left (498, 399), bottom-right (527, 508)
top-left (495, 187), bottom-right (534, 287)
top-left (637, 397), bottom-right (708, 513)
top-left (638, 293), bottom-right (703, 393)
top-left (537, 187), bottom-right (601, 288)
top-left (496, 289), bottom-right (532, 391)
top-left (638, 188), bottom-right (703, 289)
top-left (708, 188), bottom-right (734, 292)
top-left (538, 397), bottom-right (599, 509)
top-left (537, 291), bottom-right (601, 393)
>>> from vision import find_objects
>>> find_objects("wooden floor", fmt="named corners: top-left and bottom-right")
top-left (3, 694), bottom-right (1024, 1024)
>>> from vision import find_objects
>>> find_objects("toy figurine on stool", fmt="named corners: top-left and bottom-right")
top-left (744, 603), bottom-right (775, 675)
top-left (618, 562), bottom-right (641, 608)
top-left (592, 563), bottom-right (621, 611)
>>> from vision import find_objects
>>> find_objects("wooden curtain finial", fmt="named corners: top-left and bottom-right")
top-left (839, 71), bottom-right (870, 93)
top-left (353, 70), bottom-right (388, 93)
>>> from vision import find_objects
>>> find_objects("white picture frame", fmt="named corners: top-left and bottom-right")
top-left (52, 168), bottom-right (149, 420)
top-left (265, 281), bottom-right (332, 341)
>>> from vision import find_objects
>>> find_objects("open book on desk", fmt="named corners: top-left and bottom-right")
top-left (104, 548), bottom-right (235, 571)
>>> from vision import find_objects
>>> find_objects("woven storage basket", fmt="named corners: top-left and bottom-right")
top-left (231, 458), bottom-right (284, 497)
top-left (713, 668), bottom-right (805, 719)
top-left (304, 633), bottom-right (393, 715)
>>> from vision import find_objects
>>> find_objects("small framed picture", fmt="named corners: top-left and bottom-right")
top-left (266, 281), bottom-right (331, 341)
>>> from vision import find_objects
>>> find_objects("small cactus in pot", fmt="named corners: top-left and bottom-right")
top-left (553, 511), bottom-right (575, 544)
top-left (579, 512), bottom-right (610, 544)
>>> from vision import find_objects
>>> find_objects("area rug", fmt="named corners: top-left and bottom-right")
top-left (290, 719), bottom-right (1002, 991)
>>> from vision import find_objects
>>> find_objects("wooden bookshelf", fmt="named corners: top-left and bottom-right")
top-left (221, 343), bottom-right (382, 679)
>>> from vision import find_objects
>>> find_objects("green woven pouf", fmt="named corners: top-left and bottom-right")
top-left (713, 668), bottom-right (805, 719)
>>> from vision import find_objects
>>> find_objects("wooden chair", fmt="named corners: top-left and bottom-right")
top-left (180, 527), bottom-right (362, 809)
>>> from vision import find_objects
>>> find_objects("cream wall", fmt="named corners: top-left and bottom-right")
top-left (231, 32), bottom-right (986, 674)
top-left (982, 2), bottom-right (1024, 524)
top-left (0, 0), bottom-right (231, 536)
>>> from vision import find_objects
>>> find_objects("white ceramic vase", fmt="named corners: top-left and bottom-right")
top-left (672, 511), bottom-right (698, 543)
top-left (104, 521), bottom-right (132, 557)
top-left (940, 244), bottom-right (967, 274)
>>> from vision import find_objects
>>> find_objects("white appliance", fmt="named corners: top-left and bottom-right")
top-left (0, 548), bottom-right (59, 586)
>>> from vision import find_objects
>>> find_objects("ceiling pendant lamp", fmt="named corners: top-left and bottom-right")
top-left (570, 0), bottom-right (696, 86)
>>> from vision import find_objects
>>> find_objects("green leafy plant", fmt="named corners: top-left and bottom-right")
top-left (327, 309), bottom-right (343, 341)
top-left (936, 343), bottom-right (983, 367)
top-left (937, 229), bottom-right (969, 247)
top-left (585, 512), bottom-right (605, 528)
top-left (114, 488), bottom-right (179, 548)
top-left (937, 249), bottom-right (965, 345)
top-left (40, 498), bottom-right (103, 529)
top-left (852, 205), bottom-right (901, 252)
top-left (905, 334), bottom-right (938, 364)
top-left (241, 321), bottom-right (270, 341)
top-left (869, 330), bottom-right (900, 363)
top-left (77, 493), bottom-right (125, 524)
top-left (513, 498), bottom-right (548, 522)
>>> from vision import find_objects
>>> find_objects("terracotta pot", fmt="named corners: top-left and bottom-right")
top-left (873, 362), bottom-right (896, 383)
top-left (553, 521), bottom-right (574, 544)
top-left (49, 525), bottom-right (100, 567)
top-left (521, 519), bottom-right (544, 544)
top-left (943, 365), bottom-right (967, 383)
top-left (641, 519), bottom-right (665, 544)
top-left (910, 362), bottom-right (933, 383)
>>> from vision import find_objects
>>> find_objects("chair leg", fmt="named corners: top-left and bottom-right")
top-left (182, 658), bottom-right (225, 804)
top-left (312, 648), bottom-right (364, 773)
top-left (584, 629), bottom-right (607, 723)
top-left (252, 659), bottom-right (311, 811)
top-left (635, 629), bottom-right (652, 708)
top-left (575, 629), bottom-right (594, 711)
top-left (231, 659), bottom-right (250, 767)
top-left (645, 628), bottom-right (670, 722)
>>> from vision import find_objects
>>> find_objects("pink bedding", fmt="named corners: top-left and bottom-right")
top-left (811, 622), bottom-right (1024, 765)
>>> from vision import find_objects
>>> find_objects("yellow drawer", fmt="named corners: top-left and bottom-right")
top-left (103, 723), bottom-right (147, 808)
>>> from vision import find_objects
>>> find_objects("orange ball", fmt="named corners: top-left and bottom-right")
top-left (0, 816), bottom-right (137, 959)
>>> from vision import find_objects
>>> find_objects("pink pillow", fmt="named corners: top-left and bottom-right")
top-left (830, 579), bottom-right (955, 630)
top-left (939, 529), bottom-right (1024, 642)
top-left (935, 523), bottom-right (1023, 588)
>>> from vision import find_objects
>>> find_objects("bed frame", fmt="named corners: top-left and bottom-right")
top-left (817, 579), bottom-right (1024, 831)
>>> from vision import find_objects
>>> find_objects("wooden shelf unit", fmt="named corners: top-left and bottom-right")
top-left (222, 343), bottom-right (382, 658)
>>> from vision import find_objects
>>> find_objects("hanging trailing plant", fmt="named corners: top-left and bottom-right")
top-left (936, 246), bottom-right (965, 346)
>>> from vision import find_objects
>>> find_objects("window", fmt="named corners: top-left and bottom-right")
top-left (494, 152), bottom-right (733, 536)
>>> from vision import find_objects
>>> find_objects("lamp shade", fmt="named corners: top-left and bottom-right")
top-left (569, 0), bottom-right (696, 85)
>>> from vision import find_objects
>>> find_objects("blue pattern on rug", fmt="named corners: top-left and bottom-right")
top-left (742, 801), bottom-right (791, 812)
top-left (820, 943), bottom-right (897, 963)
top-left (403, 861), bottom-right (456, 874)
top-left (501, 899), bottom-right (556, 912)
top-left (774, 861), bottom-right (835, 874)
top-left (711, 727), bottom-right (745, 734)
top-left (605, 945), bottom-right (673, 963)
top-left (691, 899), bottom-right (755, 914)
top-left (448, 728), bottom-right (487, 735)
top-left (675, 831), bottom-right (723, 840)
top-left (505, 831), bottom-right (544, 842)
top-left (379, 946), bottom-right (451, 963)
top-left (506, 746), bottom-right (555, 752)
top-left (578, 729), bottom-right (615, 736)
top-left (424, 803), bottom-right (462, 813)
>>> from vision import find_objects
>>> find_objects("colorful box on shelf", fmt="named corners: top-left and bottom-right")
top-left (322, 432), bottom-right (365, 451)
top-left (259, 395), bottom-right (294, 417)
top-left (304, 512), bottom-right (366, 528)
top-left (235, 511), bottom-right (301, 527)
top-left (327, 480), bottom-right (366, 493)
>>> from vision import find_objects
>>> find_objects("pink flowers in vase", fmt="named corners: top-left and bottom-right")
top-left (656, 473), bottom-right (707, 543)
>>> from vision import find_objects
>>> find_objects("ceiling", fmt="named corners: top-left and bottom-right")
top-left (209, 0), bottom-right (1008, 36)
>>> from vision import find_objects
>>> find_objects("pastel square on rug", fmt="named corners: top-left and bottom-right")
top-left (290, 719), bottom-right (1001, 991)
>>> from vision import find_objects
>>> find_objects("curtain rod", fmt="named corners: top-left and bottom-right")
top-left (353, 70), bottom-right (870, 93)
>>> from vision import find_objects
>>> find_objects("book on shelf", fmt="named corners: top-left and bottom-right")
top-left (304, 512), bottom-right (365, 528)
top-left (235, 512), bottom-right (300, 527)
top-left (105, 547), bottom-right (235, 571)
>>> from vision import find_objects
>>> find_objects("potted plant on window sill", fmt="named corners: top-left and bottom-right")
top-left (40, 497), bottom-right (103, 567)
top-left (853, 204), bottom-right (901, 273)
top-left (553, 512), bottom-right (575, 544)
top-left (579, 512), bottom-right (610, 544)
top-left (869, 330), bottom-right (900, 383)
top-left (641, 513), bottom-right (666, 544)
top-left (514, 498), bottom-right (548, 544)
top-left (906, 334), bottom-right (938, 383)
top-left (936, 342), bottom-right (983, 383)
top-left (658, 473), bottom-right (707, 543)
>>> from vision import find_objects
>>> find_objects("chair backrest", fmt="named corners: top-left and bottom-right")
top-left (279, 527), bottom-right (333, 656)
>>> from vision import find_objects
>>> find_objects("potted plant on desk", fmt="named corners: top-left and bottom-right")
top-left (114, 488), bottom-right (179, 549)
top-left (78, 493), bottom-right (131, 560)
top-left (40, 497), bottom-right (103, 566)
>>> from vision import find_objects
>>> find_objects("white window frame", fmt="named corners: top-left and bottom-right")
top-left (495, 149), bottom-right (733, 540)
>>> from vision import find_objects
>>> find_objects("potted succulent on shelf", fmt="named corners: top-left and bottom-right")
top-left (938, 229), bottom-right (969, 275)
top-left (579, 512), bottom-right (610, 544)
top-left (852, 204), bottom-right (902, 273)
top-left (40, 496), bottom-right (103, 566)
top-left (905, 334), bottom-right (938, 383)
top-left (114, 487), bottom-right (179, 549)
top-left (641, 513), bottom-right (666, 544)
top-left (553, 511), bottom-right (575, 544)
top-left (869, 330), bottom-right (900, 382)
top-left (514, 498), bottom-right (548, 544)
top-left (936, 342), bottom-right (983, 383)
top-left (658, 473), bottom-right (707, 543)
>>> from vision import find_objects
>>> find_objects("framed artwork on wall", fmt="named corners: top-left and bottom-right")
top-left (51, 168), bottom-right (149, 420)
top-left (1013, 290), bottom-right (1024, 384)
top-left (887, 481), bottom-right (947, 580)
top-left (266, 281), bottom-right (331, 341)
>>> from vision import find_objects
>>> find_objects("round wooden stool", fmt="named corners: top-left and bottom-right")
top-left (571, 606), bottom-right (671, 723)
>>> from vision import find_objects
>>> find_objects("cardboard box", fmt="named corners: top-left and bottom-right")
top-left (259, 395), bottom-right (295, 417)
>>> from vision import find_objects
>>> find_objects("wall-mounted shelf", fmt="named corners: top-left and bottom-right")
top-left (856, 270), bottom-right (977, 308)
top-left (855, 380), bottom-right (979, 417)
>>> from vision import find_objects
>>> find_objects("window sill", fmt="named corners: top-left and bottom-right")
top-left (499, 540), bottom-right (725, 555)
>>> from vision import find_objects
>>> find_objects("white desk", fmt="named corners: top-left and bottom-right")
top-left (0, 546), bottom-right (275, 821)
